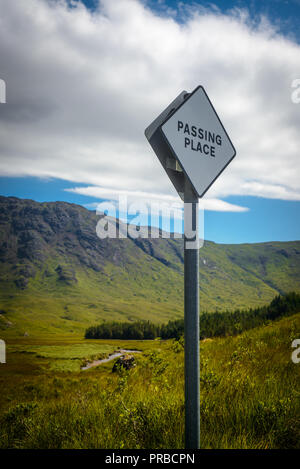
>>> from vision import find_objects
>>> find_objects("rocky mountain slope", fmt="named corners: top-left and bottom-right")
top-left (0, 196), bottom-right (299, 337)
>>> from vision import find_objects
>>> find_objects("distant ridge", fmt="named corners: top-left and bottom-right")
top-left (0, 196), bottom-right (299, 337)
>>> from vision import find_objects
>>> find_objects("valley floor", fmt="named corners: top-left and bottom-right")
top-left (0, 313), bottom-right (299, 449)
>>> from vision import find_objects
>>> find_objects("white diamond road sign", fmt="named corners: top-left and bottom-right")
top-left (145, 85), bottom-right (236, 199)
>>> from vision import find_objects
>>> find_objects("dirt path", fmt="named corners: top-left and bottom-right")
top-left (81, 349), bottom-right (141, 370)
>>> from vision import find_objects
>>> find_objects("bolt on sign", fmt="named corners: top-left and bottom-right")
top-left (145, 85), bottom-right (236, 200)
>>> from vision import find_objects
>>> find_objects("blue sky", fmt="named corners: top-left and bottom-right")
top-left (81, 0), bottom-right (300, 41)
top-left (0, 0), bottom-right (299, 244)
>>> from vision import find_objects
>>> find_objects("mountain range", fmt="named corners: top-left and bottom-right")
top-left (0, 195), bottom-right (299, 337)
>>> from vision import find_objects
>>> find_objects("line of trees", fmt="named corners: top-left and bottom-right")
top-left (85, 292), bottom-right (300, 341)
top-left (199, 291), bottom-right (300, 339)
top-left (85, 320), bottom-right (160, 340)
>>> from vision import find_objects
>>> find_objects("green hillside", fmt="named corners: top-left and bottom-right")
top-left (0, 196), bottom-right (299, 338)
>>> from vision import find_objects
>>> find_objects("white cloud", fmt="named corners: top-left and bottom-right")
top-left (202, 198), bottom-right (249, 212)
top-left (66, 185), bottom-right (249, 212)
top-left (0, 0), bottom-right (299, 211)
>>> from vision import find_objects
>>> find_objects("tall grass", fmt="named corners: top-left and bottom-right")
top-left (0, 314), bottom-right (299, 449)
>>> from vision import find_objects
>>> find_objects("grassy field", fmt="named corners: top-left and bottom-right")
top-left (0, 312), bottom-right (299, 449)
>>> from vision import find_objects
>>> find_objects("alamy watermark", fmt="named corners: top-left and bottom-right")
top-left (0, 339), bottom-right (5, 364)
top-left (0, 78), bottom-right (6, 104)
top-left (95, 195), bottom-right (204, 249)
top-left (291, 78), bottom-right (300, 104)
top-left (291, 339), bottom-right (300, 364)
top-left (0, 80), bottom-right (7, 361)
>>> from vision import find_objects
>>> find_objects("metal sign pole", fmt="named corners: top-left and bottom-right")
top-left (184, 182), bottom-right (200, 449)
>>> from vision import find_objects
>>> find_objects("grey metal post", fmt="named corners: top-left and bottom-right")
top-left (184, 182), bottom-right (200, 449)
